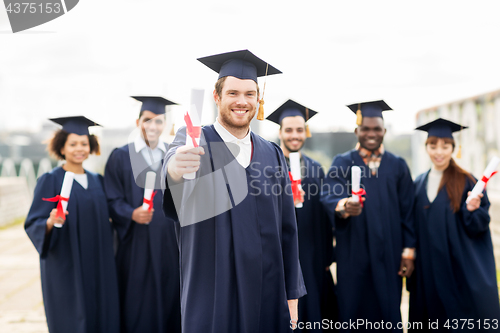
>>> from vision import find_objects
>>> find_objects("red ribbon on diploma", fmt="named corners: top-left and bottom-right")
top-left (143, 191), bottom-right (157, 212)
top-left (42, 195), bottom-right (69, 220)
top-left (184, 113), bottom-right (201, 148)
top-left (352, 188), bottom-right (367, 207)
top-left (289, 171), bottom-right (302, 202)
top-left (481, 171), bottom-right (498, 188)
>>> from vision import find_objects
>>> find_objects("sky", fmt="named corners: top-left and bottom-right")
top-left (1, 0), bottom-right (500, 138)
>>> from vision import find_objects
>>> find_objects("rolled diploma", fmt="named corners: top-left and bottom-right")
top-left (351, 166), bottom-right (361, 203)
top-left (290, 152), bottom-right (303, 208)
top-left (466, 156), bottom-right (500, 203)
top-left (142, 171), bottom-right (156, 210)
top-left (184, 105), bottom-right (202, 180)
top-left (54, 171), bottom-right (74, 228)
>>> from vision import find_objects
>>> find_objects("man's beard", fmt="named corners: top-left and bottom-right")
top-left (283, 140), bottom-right (304, 153)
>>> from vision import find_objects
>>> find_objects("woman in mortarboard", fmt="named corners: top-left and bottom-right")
top-left (24, 116), bottom-right (120, 333)
top-left (409, 118), bottom-right (500, 331)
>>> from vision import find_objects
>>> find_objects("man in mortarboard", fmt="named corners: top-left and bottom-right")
top-left (267, 100), bottom-right (338, 332)
top-left (320, 100), bottom-right (415, 331)
top-left (162, 50), bottom-right (306, 333)
top-left (103, 97), bottom-right (181, 333)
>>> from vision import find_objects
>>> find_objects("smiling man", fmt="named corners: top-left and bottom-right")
top-left (267, 100), bottom-right (338, 332)
top-left (103, 96), bottom-right (181, 333)
top-left (162, 50), bottom-right (306, 333)
top-left (320, 100), bottom-right (416, 332)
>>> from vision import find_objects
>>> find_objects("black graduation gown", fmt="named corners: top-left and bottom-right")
top-left (162, 125), bottom-right (307, 333)
top-left (320, 150), bottom-right (415, 332)
top-left (24, 166), bottom-right (120, 333)
top-left (291, 154), bottom-right (338, 332)
top-left (408, 171), bottom-right (500, 331)
top-left (103, 143), bottom-right (181, 333)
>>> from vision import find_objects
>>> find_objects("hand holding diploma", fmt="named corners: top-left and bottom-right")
top-left (289, 152), bottom-right (304, 208)
top-left (466, 156), bottom-right (500, 204)
top-left (43, 171), bottom-right (74, 229)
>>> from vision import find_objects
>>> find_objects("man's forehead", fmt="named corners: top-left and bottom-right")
top-left (223, 76), bottom-right (258, 90)
top-left (282, 116), bottom-right (306, 127)
top-left (361, 117), bottom-right (384, 127)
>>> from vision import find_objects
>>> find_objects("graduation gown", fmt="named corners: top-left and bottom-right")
top-left (25, 166), bottom-right (120, 333)
top-left (320, 149), bottom-right (415, 332)
top-left (409, 171), bottom-right (500, 331)
top-left (104, 143), bottom-right (181, 333)
top-left (291, 154), bottom-right (337, 332)
top-left (162, 125), bottom-right (306, 333)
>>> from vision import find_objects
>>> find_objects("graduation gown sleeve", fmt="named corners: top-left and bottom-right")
top-left (460, 178), bottom-right (491, 237)
top-left (25, 172), bottom-right (59, 257)
top-left (104, 148), bottom-right (136, 240)
top-left (396, 156), bottom-right (416, 248)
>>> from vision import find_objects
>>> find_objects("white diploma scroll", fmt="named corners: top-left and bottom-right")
top-left (289, 152), bottom-right (303, 208)
top-left (466, 156), bottom-right (500, 203)
top-left (142, 171), bottom-right (156, 211)
top-left (351, 166), bottom-right (361, 203)
top-left (55, 171), bottom-right (74, 228)
top-left (184, 89), bottom-right (204, 180)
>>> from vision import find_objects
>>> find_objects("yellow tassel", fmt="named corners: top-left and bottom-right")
top-left (306, 124), bottom-right (311, 138)
top-left (456, 145), bottom-right (462, 158)
top-left (356, 109), bottom-right (362, 126)
top-left (170, 123), bottom-right (175, 136)
top-left (257, 99), bottom-right (265, 120)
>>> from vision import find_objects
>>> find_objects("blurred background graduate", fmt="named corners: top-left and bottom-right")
top-left (25, 116), bottom-right (120, 333)
top-left (320, 101), bottom-right (415, 331)
top-left (409, 119), bottom-right (500, 330)
top-left (267, 100), bottom-right (337, 332)
top-left (103, 97), bottom-right (181, 333)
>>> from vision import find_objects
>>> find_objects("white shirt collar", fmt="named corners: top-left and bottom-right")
top-left (134, 135), bottom-right (167, 153)
top-left (213, 117), bottom-right (252, 144)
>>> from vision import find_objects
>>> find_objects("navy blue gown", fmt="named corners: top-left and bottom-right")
top-left (409, 171), bottom-right (500, 331)
top-left (320, 150), bottom-right (415, 332)
top-left (104, 143), bottom-right (181, 333)
top-left (290, 154), bottom-right (337, 332)
top-left (162, 125), bottom-right (306, 333)
top-left (25, 166), bottom-right (120, 333)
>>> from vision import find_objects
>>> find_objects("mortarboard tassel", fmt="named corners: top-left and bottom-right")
top-left (170, 123), bottom-right (175, 136)
top-left (257, 100), bottom-right (265, 120)
top-left (456, 125), bottom-right (463, 158)
top-left (257, 63), bottom-right (269, 121)
top-left (305, 108), bottom-right (311, 137)
top-left (356, 103), bottom-right (362, 126)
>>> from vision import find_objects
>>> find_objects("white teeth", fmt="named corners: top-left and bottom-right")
top-left (233, 110), bottom-right (246, 114)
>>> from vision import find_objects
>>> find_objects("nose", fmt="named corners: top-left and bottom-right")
top-left (236, 94), bottom-right (248, 106)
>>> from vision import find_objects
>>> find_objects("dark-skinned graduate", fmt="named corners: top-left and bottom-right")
top-left (408, 118), bottom-right (500, 332)
top-left (25, 116), bottom-right (120, 333)
top-left (320, 101), bottom-right (416, 332)
top-left (103, 97), bottom-right (181, 333)
top-left (162, 50), bottom-right (306, 333)
top-left (267, 99), bottom-right (338, 332)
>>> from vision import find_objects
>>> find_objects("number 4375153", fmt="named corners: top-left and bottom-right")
top-left (6, 3), bottom-right (62, 14)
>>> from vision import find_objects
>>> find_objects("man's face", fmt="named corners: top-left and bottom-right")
top-left (213, 76), bottom-right (258, 131)
top-left (354, 117), bottom-right (386, 151)
top-left (136, 110), bottom-right (165, 146)
top-left (279, 116), bottom-right (307, 153)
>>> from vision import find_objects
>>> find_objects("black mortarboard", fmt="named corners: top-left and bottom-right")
top-left (49, 116), bottom-right (101, 136)
top-left (131, 96), bottom-right (178, 115)
top-left (197, 49), bottom-right (281, 83)
top-left (346, 100), bottom-right (392, 126)
top-left (415, 118), bottom-right (467, 138)
top-left (266, 99), bottom-right (318, 125)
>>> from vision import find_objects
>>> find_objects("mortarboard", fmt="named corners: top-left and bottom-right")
top-left (346, 100), bottom-right (392, 126)
top-left (266, 99), bottom-right (318, 137)
top-left (131, 96), bottom-right (178, 115)
top-left (415, 118), bottom-right (467, 139)
top-left (49, 116), bottom-right (101, 136)
top-left (197, 49), bottom-right (282, 120)
top-left (415, 118), bottom-right (467, 158)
